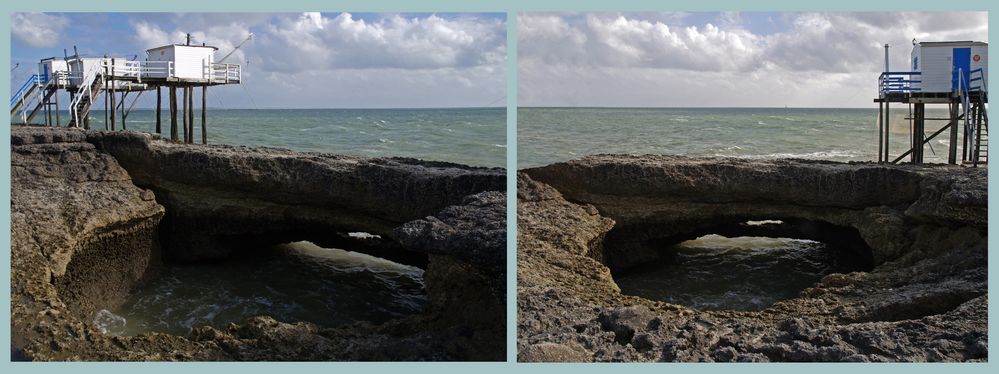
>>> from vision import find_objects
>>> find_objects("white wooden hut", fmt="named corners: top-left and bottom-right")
top-left (910, 41), bottom-right (988, 94)
top-left (145, 44), bottom-right (218, 80)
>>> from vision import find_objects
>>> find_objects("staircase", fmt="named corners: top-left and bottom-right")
top-left (10, 74), bottom-right (60, 125)
top-left (68, 67), bottom-right (105, 128)
top-left (10, 75), bottom-right (42, 122)
top-left (960, 68), bottom-right (988, 166)
top-left (973, 105), bottom-right (988, 164)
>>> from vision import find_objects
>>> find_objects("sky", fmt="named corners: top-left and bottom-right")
top-left (518, 12), bottom-right (989, 108)
top-left (10, 12), bottom-right (507, 109)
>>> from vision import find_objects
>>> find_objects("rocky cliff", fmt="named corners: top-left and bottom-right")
top-left (518, 155), bottom-right (987, 362)
top-left (11, 127), bottom-right (506, 361)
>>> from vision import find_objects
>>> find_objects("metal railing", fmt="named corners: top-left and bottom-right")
top-left (140, 61), bottom-right (174, 78)
top-left (209, 63), bottom-right (240, 83)
top-left (967, 67), bottom-right (987, 92)
top-left (878, 71), bottom-right (922, 95)
top-left (69, 66), bottom-right (104, 127)
top-left (9, 72), bottom-right (64, 124)
top-left (10, 74), bottom-right (41, 108)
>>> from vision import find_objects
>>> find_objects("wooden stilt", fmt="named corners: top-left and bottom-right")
top-left (44, 91), bottom-right (52, 127)
top-left (948, 103), bottom-right (959, 164)
top-left (110, 59), bottom-right (116, 131)
top-left (188, 87), bottom-right (194, 144)
top-left (883, 102), bottom-right (890, 162)
top-left (156, 86), bottom-right (162, 134)
top-left (104, 83), bottom-right (109, 130)
top-left (170, 86), bottom-right (178, 141)
top-left (54, 90), bottom-right (61, 127)
top-left (877, 102), bottom-right (884, 163)
top-left (914, 103), bottom-right (925, 163)
top-left (201, 85), bottom-right (207, 144)
top-left (121, 91), bottom-right (128, 130)
top-left (182, 87), bottom-right (189, 143)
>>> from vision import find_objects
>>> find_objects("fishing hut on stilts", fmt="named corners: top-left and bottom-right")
top-left (876, 40), bottom-right (988, 166)
top-left (10, 33), bottom-right (251, 144)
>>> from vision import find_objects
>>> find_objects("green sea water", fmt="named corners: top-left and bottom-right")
top-left (75, 107), bottom-right (506, 168)
top-left (519, 107), bottom-right (962, 167)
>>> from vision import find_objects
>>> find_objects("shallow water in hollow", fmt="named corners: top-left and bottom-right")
top-left (97, 241), bottom-right (426, 336)
top-left (613, 235), bottom-right (868, 312)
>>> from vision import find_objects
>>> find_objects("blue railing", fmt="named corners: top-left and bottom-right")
top-left (967, 67), bottom-right (986, 92)
top-left (10, 74), bottom-right (41, 107)
top-left (879, 71), bottom-right (922, 95)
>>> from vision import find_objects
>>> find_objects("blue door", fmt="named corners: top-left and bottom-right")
top-left (952, 47), bottom-right (971, 91)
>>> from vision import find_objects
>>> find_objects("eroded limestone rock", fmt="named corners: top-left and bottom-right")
top-left (518, 155), bottom-right (987, 362)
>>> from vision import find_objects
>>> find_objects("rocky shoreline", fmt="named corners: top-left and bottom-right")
top-left (518, 155), bottom-right (987, 362)
top-left (11, 127), bottom-right (506, 361)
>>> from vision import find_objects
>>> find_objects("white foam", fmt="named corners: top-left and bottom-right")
top-left (347, 232), bottom-right (381, 239)
top-left (93, 309), bottom-right (127, 335)
top-left (735, 150), bottom-right (863, 160)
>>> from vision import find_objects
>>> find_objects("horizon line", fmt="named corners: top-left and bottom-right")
top-left (518, 106), bottom-right (882, 109)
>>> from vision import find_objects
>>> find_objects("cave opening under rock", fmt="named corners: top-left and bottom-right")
top-left (67, 215), bottom-right (431, 337)
top-left (609, 218), bottom-right (875, 312)
top-left (105, 239), bottom-right (427, 336)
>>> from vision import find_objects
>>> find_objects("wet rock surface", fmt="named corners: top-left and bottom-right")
top-left (517, 155), bottom-right (987, 362)
top-left (11, 127), bottom-right (505, 361)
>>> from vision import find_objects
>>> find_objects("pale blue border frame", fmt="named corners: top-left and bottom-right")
top-left (1, 1), bottom-right (995, 372)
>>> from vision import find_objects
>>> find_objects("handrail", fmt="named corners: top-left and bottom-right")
top-left (967, 67), bottom-right (987, 92)
top-left (957, 67), bottom-right (976, 163)
top-left (10, 74), bottom-right (40, 107)
top-left (879, 71), bottom-right (922, 95)
top-left (209, 63), bottom-right (240, 83)
top-left (69, 65), bottom-right (103, 127)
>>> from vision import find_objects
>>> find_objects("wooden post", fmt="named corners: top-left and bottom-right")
top-left (182, 87), bottom-right (189, 143)
top-left (104, 83), bottom-right (109, 130)
top-left (110, 59), bottom-right (116, 131)
top-left (948, 102), bottom-right (959, 164)
top-left (914, 103), bottom-right (925, 163)
top-left (201, 85), bottom-right (207, 144)
top-left (156, 86), bottom-right (162, 134)
top-left (170, 86), bottom-right (178, 141)
top-left (104, 66), bottom-right (109, 130)
top-left (883, 102), bottom-right (890, 162)
top-left (54, 90), bottom-right (61, 127)
top-left (188, 87), bottom-right (195, 143)
top-left (44, 91), bottom-right (52, 127)
top-left (877, 101), bottom-right (884, 163)
top-left (121, 91), bottom-right (128, 130)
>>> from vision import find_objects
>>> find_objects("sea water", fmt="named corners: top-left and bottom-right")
top-left (519, 107), bottom-right (960, 167)
top-left (79, 107), bottom-right (506, 168)
top-left (99, 241), bottom-right (426, 336)
top-left (613, 235), bottom-right (869, 312)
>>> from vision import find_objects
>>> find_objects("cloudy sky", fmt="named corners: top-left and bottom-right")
top-left (519, 12), bottom-right (988, 108)
top-left (10, 12), bottom-right (506, 109)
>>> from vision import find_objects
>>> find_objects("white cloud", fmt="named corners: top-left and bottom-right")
top-left (519, 12), bottom-right (988, 107)
top-left (258, 12), bottom-right (505, 72)
top-left (11, 13), bottom-right (69, 48)
top-left (121, 12), bottom-right (505, 108)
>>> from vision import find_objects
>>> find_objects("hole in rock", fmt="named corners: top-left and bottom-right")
top-left (98, 241), bottom-right (426, 336)
top-left (613, 222), bottom-right (874, 312)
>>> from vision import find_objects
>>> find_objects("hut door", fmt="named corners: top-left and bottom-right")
top-left (952, 47), bottom-right (971, 91)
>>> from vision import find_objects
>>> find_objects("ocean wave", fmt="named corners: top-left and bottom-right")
top-left (733, 150), bottom-right (863, 160)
